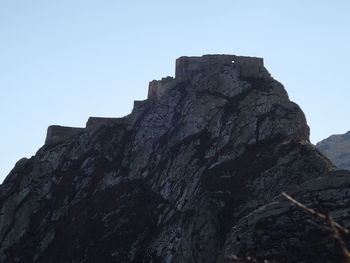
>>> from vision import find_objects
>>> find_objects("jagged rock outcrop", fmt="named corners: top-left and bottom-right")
top-left (0, 54), bottom-right (345, 263)
top-left (317, 131), bottom-right (350, 171)
top-left (224, 169), bottom-right (350, 262)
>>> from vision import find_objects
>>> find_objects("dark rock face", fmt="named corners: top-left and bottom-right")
top-left (317, 131), bottom-right (350, 171)
top-left (0, 55), bottom-right (343, 262)
top-left (224, 170), bottom-right (350, 262)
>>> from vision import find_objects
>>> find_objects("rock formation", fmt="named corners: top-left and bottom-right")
top-left (317, 131), bottom-right (350, 171)
top-left (0, 54), bottom-right (348, 263)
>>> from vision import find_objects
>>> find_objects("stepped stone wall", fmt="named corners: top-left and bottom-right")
top-left (45, 126), bottom-right (85, 145)
top-left (45, 55), bottom-right (268, 145)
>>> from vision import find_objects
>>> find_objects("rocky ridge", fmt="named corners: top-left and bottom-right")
top-left (0, 54), bottom-right (348, 263)
top-left (317, 131), bottom-right (350, 171)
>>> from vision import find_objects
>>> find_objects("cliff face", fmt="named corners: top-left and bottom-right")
top-left (317, 131), bottom-right (350, 171)
top-left (0, 55), bottom-right (345, 263)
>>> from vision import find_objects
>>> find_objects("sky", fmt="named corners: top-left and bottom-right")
top-left (0, 0), bottom-right (349, 182)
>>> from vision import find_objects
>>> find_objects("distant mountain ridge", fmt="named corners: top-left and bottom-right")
top-left (316, 131), bottom-right (350, 170)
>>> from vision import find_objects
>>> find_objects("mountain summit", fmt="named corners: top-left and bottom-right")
top-left (0, 55), bottom-right (348, 263)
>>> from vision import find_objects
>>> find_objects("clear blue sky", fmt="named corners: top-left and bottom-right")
top-left (1, 1), bottom-right (349, 181)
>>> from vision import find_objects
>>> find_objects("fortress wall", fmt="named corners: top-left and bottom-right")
top-left (45, 125), bottom-right (85, 145)
top-left (86, 117), bottom-right (124, 130)
top-left (133, 100), bottom-right (147, 109)
top-left (175, 54), bottom-right (265, 81)
top-left (44, 55), bottom-right (266, 146)
top-left (147, 76), bottom-right (175, 101)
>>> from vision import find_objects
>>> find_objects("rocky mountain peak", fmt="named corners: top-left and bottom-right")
top-left (0, 55), bottom-right (346, 263)
top-left (44, 55), bottom-right (281, 146)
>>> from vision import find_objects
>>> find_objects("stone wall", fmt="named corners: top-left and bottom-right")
top-left (45, 125), bottom-right (85, 145)
top-left (45, 55), bottom-right (268, 146)
top-left (147, 77), bottom-right (175, 101)
top-left (133, 100), bottom-right (147, 109)
top-left (85, 117), bottom-right (124, 130)
top-left (45, 118), bottom-right (125, 145)
top-left (175, 54), bottom-right (266, 81)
